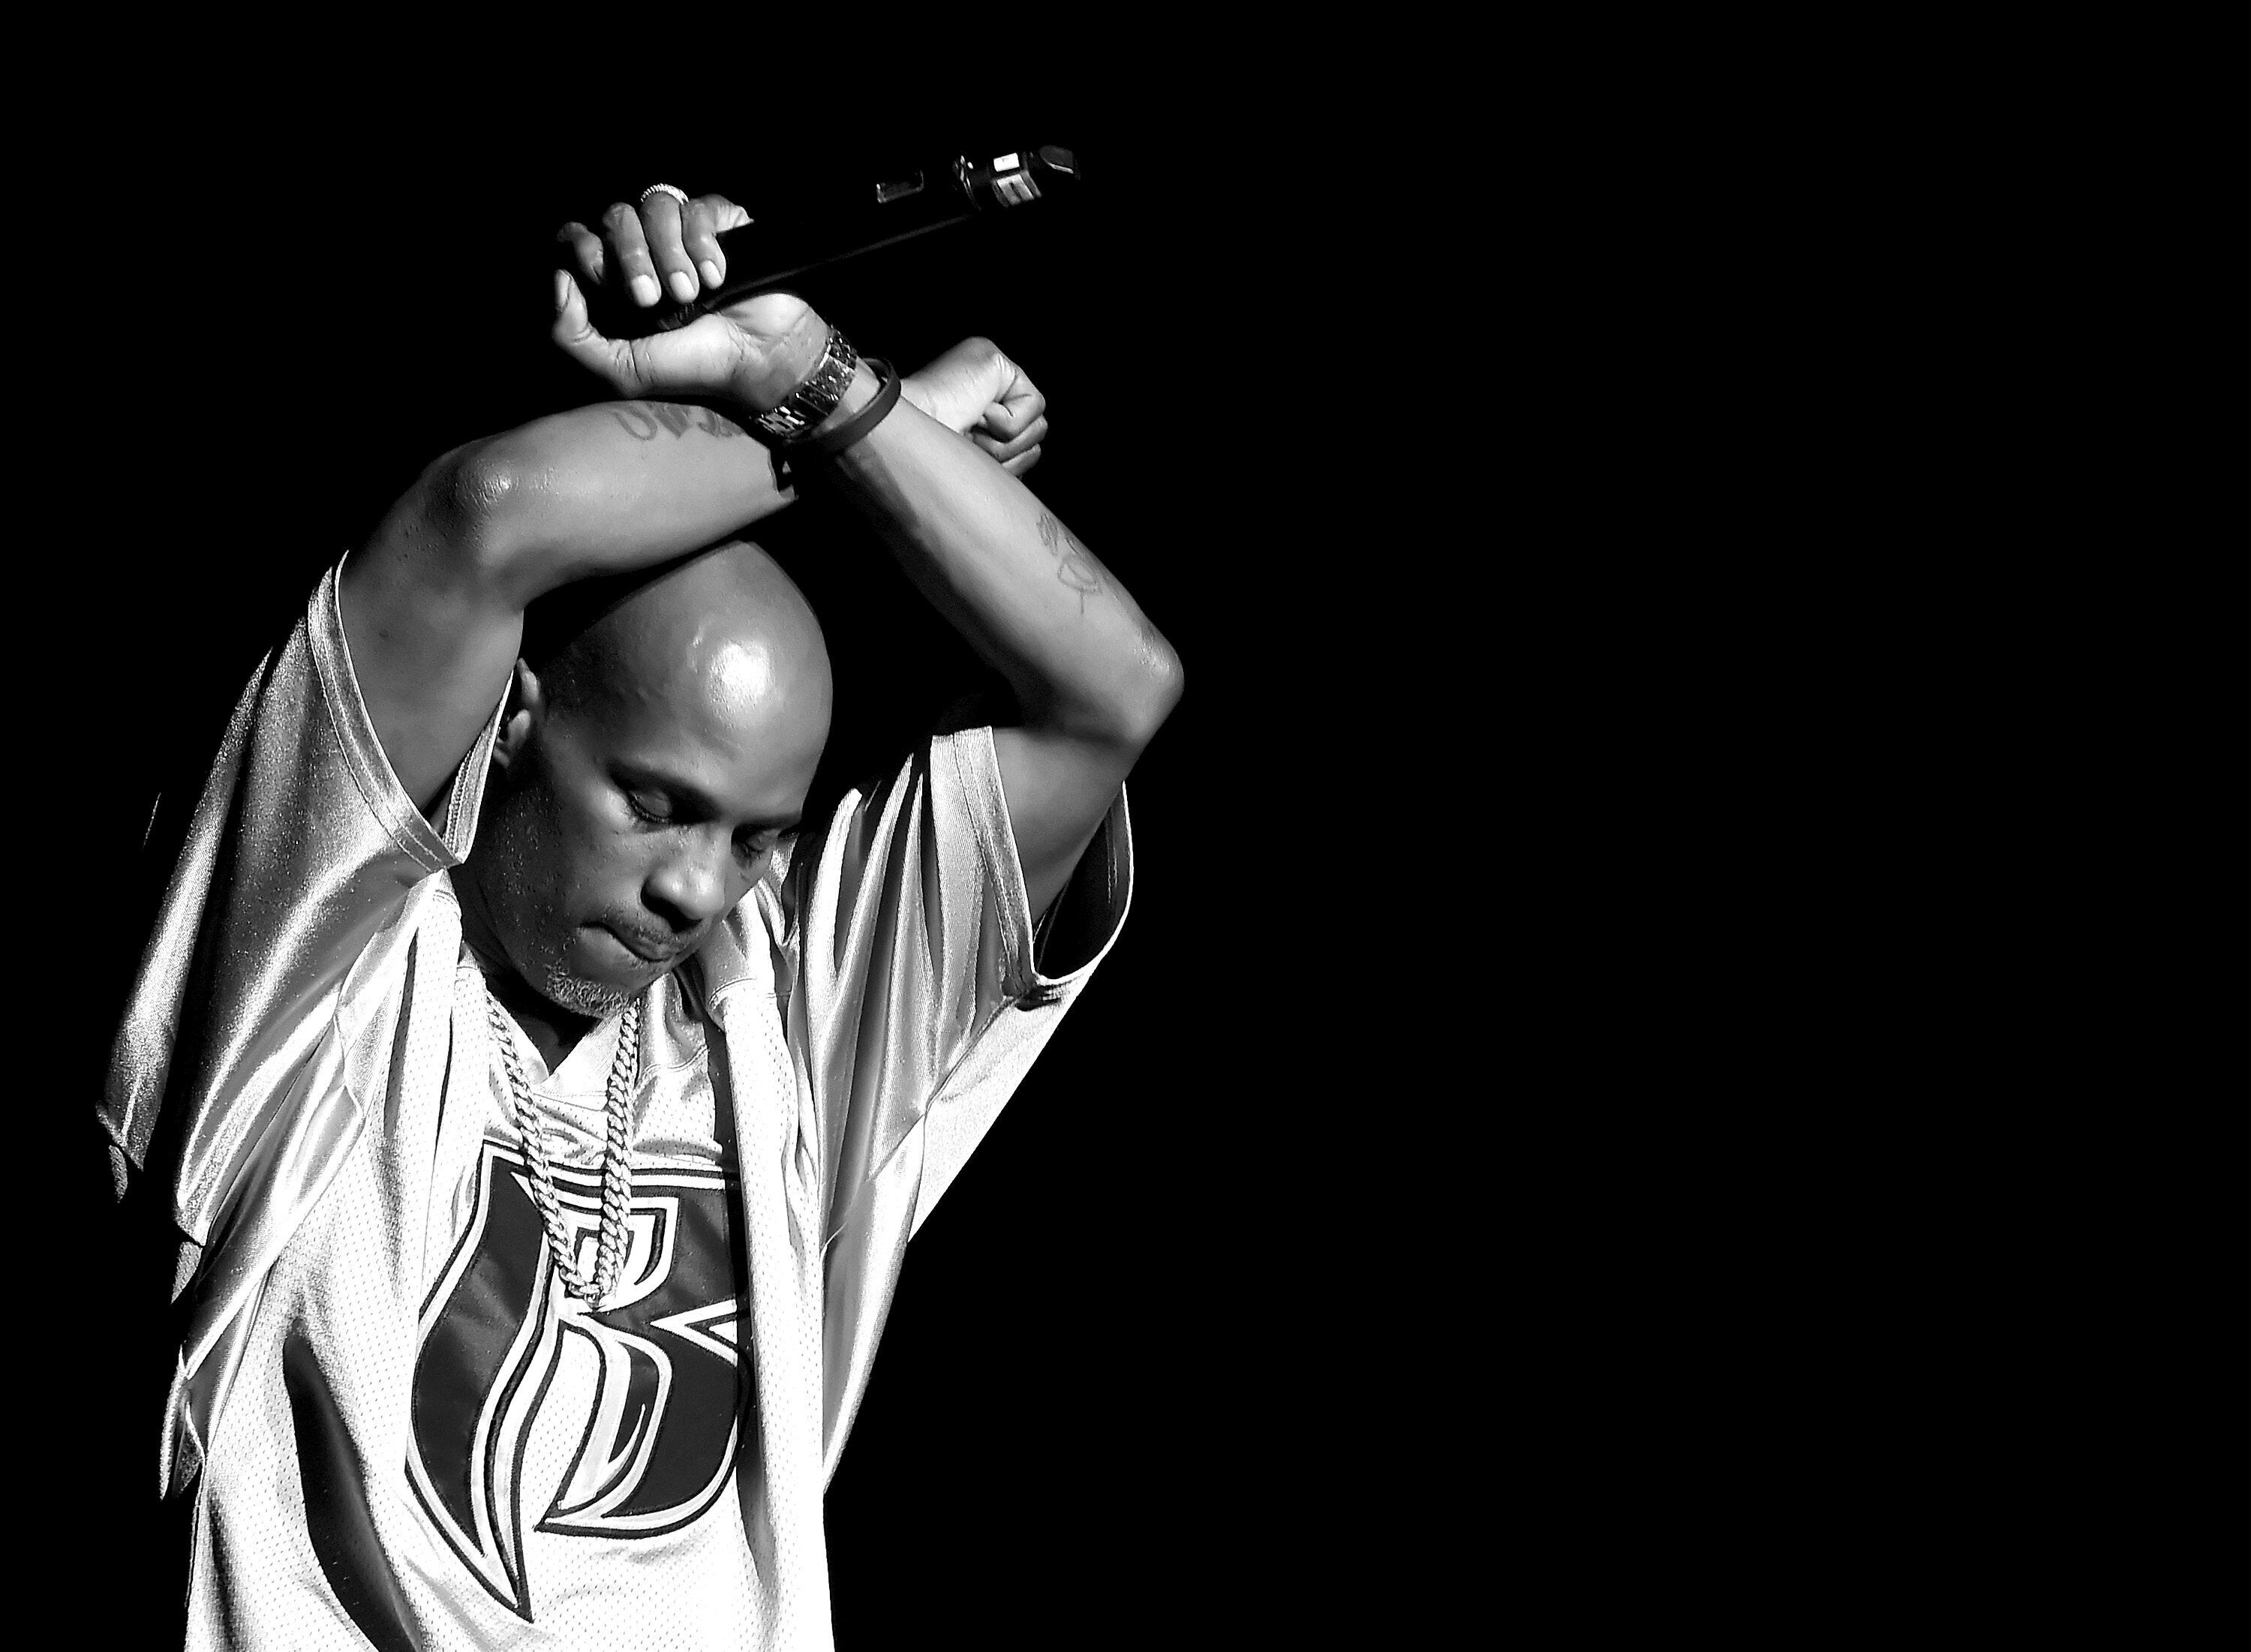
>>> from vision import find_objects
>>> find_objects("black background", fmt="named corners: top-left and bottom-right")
top-left (23, 44), bottom-right (2251, 1647)
top-left (39, 95), bottom-right (1433, 1645)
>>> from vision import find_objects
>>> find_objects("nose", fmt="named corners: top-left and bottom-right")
top-left (642, 827), bottom-right (743, 933)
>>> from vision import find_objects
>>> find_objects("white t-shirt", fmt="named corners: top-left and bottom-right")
top-left (104, 564), bottom-right (1133, 1650)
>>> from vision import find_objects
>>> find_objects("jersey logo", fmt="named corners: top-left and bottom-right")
top-left (407, 1140), bottom-right (747, 1620)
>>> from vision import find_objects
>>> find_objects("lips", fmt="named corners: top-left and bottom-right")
top-left (594, 923), bottom-right (687, 968)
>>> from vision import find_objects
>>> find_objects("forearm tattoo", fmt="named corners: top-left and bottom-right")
top-left (1036, 513), bottom-right (1106, 612)
top-left (603, 402), bottom-right (749, 441)
top-left (1036, 512), bottom-right (1165, 650)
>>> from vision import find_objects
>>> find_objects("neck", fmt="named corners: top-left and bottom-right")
top-left (450, 865), bottom-right (597, 1071)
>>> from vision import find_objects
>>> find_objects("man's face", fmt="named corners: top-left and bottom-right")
top-left (470, 637), bottom-right (829, 1016)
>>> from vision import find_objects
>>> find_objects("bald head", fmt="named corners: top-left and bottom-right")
top-left (467, 542), bottom-right (834, 1020)
top-left (535, 541), bottom-right (833, 776)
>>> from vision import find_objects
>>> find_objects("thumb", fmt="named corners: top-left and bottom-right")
top-left (550, 270), bottom-right (635, 390)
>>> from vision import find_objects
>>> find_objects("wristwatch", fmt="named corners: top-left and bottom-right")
top-left (753, 327), bottom-right (861, 442)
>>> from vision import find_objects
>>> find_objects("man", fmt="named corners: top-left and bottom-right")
top-left (103, 185), bottom-right (1181, 1649)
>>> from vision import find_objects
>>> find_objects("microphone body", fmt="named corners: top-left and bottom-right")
top-left (578, 146), bottom-right (1081, 340)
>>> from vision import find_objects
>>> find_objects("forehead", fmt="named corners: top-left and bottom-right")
top-left (572, 636), bottom-right (828, 815)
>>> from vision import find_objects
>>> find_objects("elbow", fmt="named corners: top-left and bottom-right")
top-left (1110, 634), bottom-right (1186, 753)
top-left (416, 439), bottom-right (536, 589)
top-left (1145, 637), bottom-right (1186, 737)
top-left (1034, 641), bottom-right (1181, 753)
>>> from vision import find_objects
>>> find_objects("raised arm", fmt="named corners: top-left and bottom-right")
top-left (338, 194), bottom-right (800, 812)
top-left (821, 341), bottom-right (1183, 918)
top-left (339, 193), bottom-right (1022, 815)
top-left (340, 395), bottom-right (785, 814)
top-left (552, 203), bottom-right (1183, 920)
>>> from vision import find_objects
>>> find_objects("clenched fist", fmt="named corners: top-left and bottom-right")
top-left (902, 338), bottom-right (1049, 477)
top-left (552, 191), bottom-right (822, 411)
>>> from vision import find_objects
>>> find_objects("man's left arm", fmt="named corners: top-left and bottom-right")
top-left (813, 340), bottom-right (1180, 917)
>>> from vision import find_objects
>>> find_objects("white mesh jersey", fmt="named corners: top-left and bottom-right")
top-left (103, 564), bottom-right (1133, 1650)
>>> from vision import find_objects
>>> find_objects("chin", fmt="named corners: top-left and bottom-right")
top-left (539, 963), bottom-right (633, 1019)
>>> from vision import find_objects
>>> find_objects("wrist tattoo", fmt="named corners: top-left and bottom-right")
top-left (605, 402), bottom-right (749, 442)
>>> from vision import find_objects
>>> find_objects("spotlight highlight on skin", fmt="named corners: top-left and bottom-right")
top-left (708, 638), bottom-right (776, 716)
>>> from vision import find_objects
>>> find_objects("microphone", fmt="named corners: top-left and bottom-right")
top-left (576, 146), bottom-right (1083, 340)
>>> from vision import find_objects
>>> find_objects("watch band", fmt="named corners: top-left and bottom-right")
top-left (787, 358), bottom-right (900, 461)
top-left (772, 358), bottom-right (900, 492)
top-left (753, 327), bottom-right (861, 442)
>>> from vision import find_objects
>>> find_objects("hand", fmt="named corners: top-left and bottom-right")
top-left (552, 191), bottom-right (830, 410)
top-left (902, 338), bottom-right (1050, 476)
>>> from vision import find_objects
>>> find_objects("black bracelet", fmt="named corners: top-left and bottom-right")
top-left (773, 357), bottom-right (900, 491)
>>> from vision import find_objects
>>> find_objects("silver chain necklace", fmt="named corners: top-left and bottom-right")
top-left (484, 984), bottom-right (642, 1309)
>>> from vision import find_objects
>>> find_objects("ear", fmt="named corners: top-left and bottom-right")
top-left (490, 659), bottom-right (548, 773)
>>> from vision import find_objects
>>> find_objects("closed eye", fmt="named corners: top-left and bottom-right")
top-left (614, 766), bottom-right (796, 854)
top-left (625, 789), bottom-right (675, 825)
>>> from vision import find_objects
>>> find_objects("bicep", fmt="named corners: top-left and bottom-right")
top-left (990, 726), bottom-right (1135, 920)
top-left (338, 460), bottom-right (524, 817)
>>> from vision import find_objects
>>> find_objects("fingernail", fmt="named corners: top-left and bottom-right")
top-left (667, 269), bottom-right (699, 302)
top-left (552, 270), bottom-right (570, 313)
top-left (698, 260), bottom-right (721, 289)
top-left (630, 273), bottom-right (660, 307)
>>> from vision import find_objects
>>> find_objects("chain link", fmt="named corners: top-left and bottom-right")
top-left (485, 985), bottom-right (641, 1310)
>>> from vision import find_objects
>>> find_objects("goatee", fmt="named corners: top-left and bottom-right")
top-left (542, 963), bottom-right (630, 1019)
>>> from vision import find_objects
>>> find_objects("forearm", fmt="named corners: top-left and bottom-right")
top-left (816, 368), bottom-right (1181, 746)
top-left (461, 398), bottom-right (790, 604)
top-left (339, 398), bottom-right (789, 812)
top-left (536, 179), bottom-right (1177, 914)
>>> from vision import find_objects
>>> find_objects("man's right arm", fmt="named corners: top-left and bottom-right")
top-left (341, 191), bottom-right (811, 813)
top-left (339, 389), bottom-right (786, 815)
